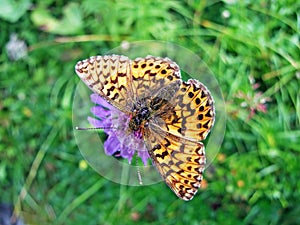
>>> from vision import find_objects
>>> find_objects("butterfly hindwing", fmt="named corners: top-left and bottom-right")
top-left (144, 123), bottom-right (206, 200)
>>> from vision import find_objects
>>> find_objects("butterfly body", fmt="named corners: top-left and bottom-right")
top-left (75, 55), bottom-right (215, 201)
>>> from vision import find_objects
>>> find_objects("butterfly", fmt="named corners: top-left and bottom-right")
top-left (75, 55), bottom-right (215, 200)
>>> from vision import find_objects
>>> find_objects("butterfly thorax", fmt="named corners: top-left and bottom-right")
top-left (129, 106), bottom-right (151, 132)
top-left (128, 96), bottom-right (170, 138)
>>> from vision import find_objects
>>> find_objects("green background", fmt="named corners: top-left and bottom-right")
top-left (1, 0), bottom-right (299, 224)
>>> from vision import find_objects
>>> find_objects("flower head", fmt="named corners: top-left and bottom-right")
top-left (5, 33), bottom-right (27, 61)
top-left (88, 93), bottom-right (150, 165)
top-left (236, 75), bottom-right (271, 119)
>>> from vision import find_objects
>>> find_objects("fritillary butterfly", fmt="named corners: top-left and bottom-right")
top-left (75, 55), bottom-right (215, 200)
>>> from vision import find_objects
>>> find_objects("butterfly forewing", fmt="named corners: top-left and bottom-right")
top-left (131, 56), bottom-right (181, 101)
top-left (75, 55), bottom-right (134, 112)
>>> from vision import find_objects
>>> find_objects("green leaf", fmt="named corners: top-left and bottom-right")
top-left (31, 3), bottom-right (82, 35)
top-left (0, 0), bottom-right (31, 22)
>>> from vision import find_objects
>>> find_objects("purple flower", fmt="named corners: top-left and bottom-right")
top-left (88, 93), bottom-right (150, 165)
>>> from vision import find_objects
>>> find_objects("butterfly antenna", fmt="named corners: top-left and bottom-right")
top-left (75, 126), bottom-right (114, 131)
top-left (75, 125), bottom-right (128, 131)
top-left (136, 157), bottom-right (143, 185)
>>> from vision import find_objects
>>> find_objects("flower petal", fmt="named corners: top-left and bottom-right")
top-left (104, 136), bottom-right (121, 155)
top-left (87, 117), bottom-right (105, 128)
top-left (91, 106), bottom-right (111, 119)
top-left (120, 145), bottom-right (135, 164)
top-left (90, 94), bottom-right (112, 108)
top-left (138, 150), bottom-right (150, 166)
